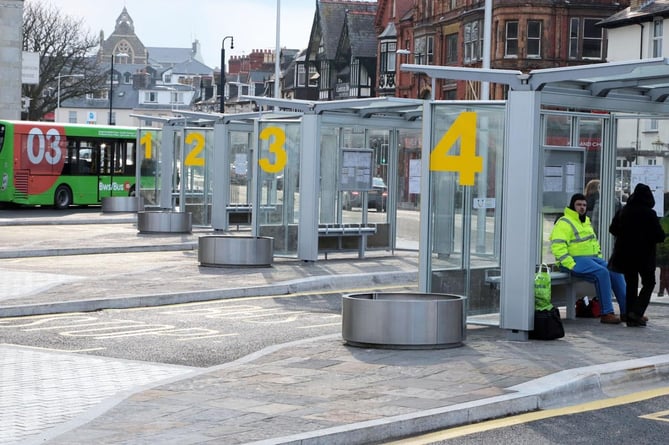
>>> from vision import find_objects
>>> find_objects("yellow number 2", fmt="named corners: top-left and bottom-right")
top-left (430, 111), bottom-right (482, 186)
top-left (184, 132), bottom-right (205, 167)
top-left (258, 127), bottom-right (287, 173)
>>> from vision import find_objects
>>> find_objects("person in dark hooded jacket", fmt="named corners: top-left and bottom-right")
top-left (609, 183), bottom-right (666, 327)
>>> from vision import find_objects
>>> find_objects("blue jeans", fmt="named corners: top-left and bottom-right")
top-left (564, 256), bottom-right (626, 315)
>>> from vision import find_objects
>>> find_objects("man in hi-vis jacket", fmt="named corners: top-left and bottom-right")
top-left (550, 193), bottom-right (626, 324)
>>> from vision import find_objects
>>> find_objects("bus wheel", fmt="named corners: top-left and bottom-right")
top-left (54, 185), bottom-right (72, 209)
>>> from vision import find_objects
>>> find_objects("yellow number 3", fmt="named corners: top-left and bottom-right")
top-left (430, 111), bottom-right (482, 186)
top-left (259, 127), bottom-right (287, 173)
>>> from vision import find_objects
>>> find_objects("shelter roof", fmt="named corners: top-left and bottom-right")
top-left (402, 58), bottom-right (669, 114)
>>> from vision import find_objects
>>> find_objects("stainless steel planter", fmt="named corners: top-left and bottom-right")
top-left (342, 292), bottom-right (466, 349)
top-left (101, 196), bottom-right (144, 213)
top-left (198, 235), bottom-right (273, 267)
top-left (137, 211), bottom-right (192, 233)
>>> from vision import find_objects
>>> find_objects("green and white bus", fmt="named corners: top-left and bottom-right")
top-left (0, 120), bottom-right (154, 209)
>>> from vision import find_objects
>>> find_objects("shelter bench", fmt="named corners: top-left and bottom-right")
top-left (226, 204), bottom-right (253, 229)
top-left (318, 223), bottom-right (377, 259)
top-left (484, 268), bottom-right (586, 320)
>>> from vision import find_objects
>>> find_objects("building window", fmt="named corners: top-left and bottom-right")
top-left (308, 65), bottom-right (319, 87)
top-left (380, 41), bottom-right (397, 73)
top-left (505, 21), bottom-right (518, 57)
top-left (144, 92), bottom-right (157, 103)
top-left (569, 18), bottom-right (579, 59)
top-left (414, 36), bottom-right (434, 64)
top-left (653, 19), bottom-right (663, 58)
top-left (583, 18), bottom-right (603, 59)
top-left (351, 58), bottom-right (360, 86)
top-left (527, 20), bottom-right (542, 58)
top-left (68, 111), bottom-right (77, 123)
top-left (427, 36), bottom-right (434, 64)
top-left (446, 33), bottom-right (458, 64)
top-left (320, 61), bottom-right (330, 89)
top-left (464, 20), bottom-right (483, 63)
top-left (570, 18), bottom-right (604, 60)
top-left (297, 64), bottom-right (306, 87)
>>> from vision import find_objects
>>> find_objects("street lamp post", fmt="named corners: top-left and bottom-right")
top-left (396, 49), bottom-right (412, 97)
top-left (56, 73), bottom-right (84, 122)
top-left (108, 52), bottom-right (128, 125)
top-left (220, 36), bottom-right (234, 113)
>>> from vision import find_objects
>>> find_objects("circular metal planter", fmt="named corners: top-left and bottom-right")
top-left (137, 211), bottom-right (192, 234)
top-left (342, 292), bottom-right (466, 349)
top-left (198, 235), bottom-right (273, 267)
top-left (101, 196), bottom-right (144, 213)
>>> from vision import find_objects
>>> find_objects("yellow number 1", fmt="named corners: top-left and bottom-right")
top-left (429, 111), bottom-right (482, 186)
top-left (140, 131), bottom-right (152, 159)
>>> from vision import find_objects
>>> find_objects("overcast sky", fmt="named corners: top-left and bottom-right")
top-left (43, 0), bottom-right (317, 68)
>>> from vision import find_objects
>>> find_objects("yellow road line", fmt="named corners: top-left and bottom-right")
top-left (388, 386), bottom-right (669, 444)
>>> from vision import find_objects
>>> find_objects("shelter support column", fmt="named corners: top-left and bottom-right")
top-left (500, 90), bottom-right (542, 340)
top-left (212, 122), bottom-right (229, 230)
top-left (159, 126), bottom-right (177, 210)
top-left (298, 113), bottom-right (320, 261)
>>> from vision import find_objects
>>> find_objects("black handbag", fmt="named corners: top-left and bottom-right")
top-left (529, 307), bottom-right (565, 340)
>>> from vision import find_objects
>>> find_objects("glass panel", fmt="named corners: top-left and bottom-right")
top-left (320, 125), bottom-right (340, 224)
top-left (541, 113), bottom-right (607, 264)
top-left (544, 114), bottom-right (572, 146)
top-left (257, 121), bottom-right (301, 256)
top-left (229, 131), bottom-right (252, 205)
top-left (428, 103), bottom-right (506, 318)
top-left (182, 128), bottom-right (214, 226)
top-left (138, 128), bottom-right (160, 208)
top-left (368, 129), bottom-right (391, 250)
top-left (397, 128), bottom-right (422, 250)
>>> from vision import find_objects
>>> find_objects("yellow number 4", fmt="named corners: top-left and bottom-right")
top-left (430, 111), bottom-right (482, 186)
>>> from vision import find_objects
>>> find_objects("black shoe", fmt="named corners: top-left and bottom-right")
top-left (626, 312), bottom-right (647, 327)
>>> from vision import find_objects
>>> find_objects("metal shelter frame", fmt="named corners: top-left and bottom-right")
top-left (241, 96), bottom-right (425, 261)
top-left (140, 98), bottom-right (425, 261)
top-left (403, 58), bottom-right (669, 340)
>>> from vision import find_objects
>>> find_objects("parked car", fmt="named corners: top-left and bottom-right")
top-left (343, 177), bottom-right (388, 212)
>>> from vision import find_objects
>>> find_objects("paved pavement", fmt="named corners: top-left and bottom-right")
top-left (2, 208), bottom-right (669, 444)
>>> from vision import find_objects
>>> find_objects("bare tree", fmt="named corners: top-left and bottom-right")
top-left (21, 0), bottom-right (108, 121)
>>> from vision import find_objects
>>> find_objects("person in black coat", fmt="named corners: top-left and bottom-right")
top-left (609, 183), bottom-right (666, 327)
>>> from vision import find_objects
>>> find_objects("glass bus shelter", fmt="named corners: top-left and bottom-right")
top-left (140, 98), bottom-right (427, 263)
top-left (405, 58), bottom-right (669, 340)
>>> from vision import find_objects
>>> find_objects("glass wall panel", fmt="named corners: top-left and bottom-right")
top-left (229, 131), bottom-right (253, 205)
top-left (428, 103), bottom-right (506, 317)
top-left (396, 129), bottom-right (422, 251)
top-left (137, 128), bottom-right (160, 208)
top-left (182, 128), bottom-right (214, 226)
top-left (257, 121), bottom-right (301, 256)
top-left (614, 114), bottom-right (668, 214)
top-left (541, 113), bottom-right (607, 264)
top-left (320, 125), bottom-right (340, 224)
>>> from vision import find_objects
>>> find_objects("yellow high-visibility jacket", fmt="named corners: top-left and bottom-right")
top-left (550, 207), bottom-right (602, 270)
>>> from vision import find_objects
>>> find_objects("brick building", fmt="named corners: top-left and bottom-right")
top-left (376, 0), bottom-right (630, 100)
